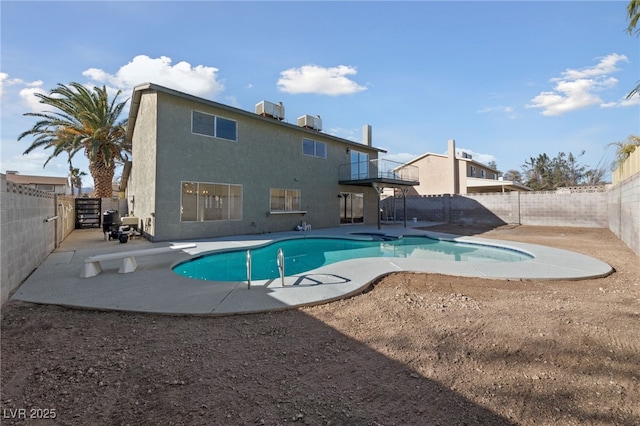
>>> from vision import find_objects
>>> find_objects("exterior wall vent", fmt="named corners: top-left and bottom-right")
top-left (255, 101), bottom-right (284, 120)
top-left (297, 114), bottom-right (322, 131)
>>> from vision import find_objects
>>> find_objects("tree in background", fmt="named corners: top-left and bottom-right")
top-left (502, 169), bottom-right (523, 183)
top-left (521, 152), bottom-right (606, 190)
top-left (19, 83), bottom-right (130, 198)
top-left (70, 167), bottom-right (87, 197)
top-left (522, 154), bottom-right (553, 190)
top-left (609, 135), bottom-right (640, 171)
top-left (487, 160), bottom-right (502, 177)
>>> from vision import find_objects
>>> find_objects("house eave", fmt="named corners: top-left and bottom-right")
top-left (125, 82), bottom-right (386, 154)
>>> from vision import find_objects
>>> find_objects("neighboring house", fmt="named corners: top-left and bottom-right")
top-left (122, 83), bottom-right (418, 241)
top-left (397, 139), bottom-right (530, 195)
top-left (5, 171), bottom-right (69, 194)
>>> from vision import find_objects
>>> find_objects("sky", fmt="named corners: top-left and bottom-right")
top-left (1, 0), bottom-right (639, 187)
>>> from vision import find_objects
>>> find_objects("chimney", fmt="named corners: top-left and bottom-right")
top-left (362, 125), bottom-right (372, 146)
top-left (448, 139), bottom-right (459, 194)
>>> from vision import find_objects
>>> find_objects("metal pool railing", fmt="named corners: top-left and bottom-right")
top-left (246, 248), bottom-right (286, 289)
top-left (246, 250), bottom-right (251, 289)
top-left (277, 248), bottom-right (285, 286)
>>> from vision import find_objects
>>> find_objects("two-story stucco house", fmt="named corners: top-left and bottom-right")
top-left (123, 83), bottom-right (418, 241)
top-left (398, 139), bottom-right (530, 195)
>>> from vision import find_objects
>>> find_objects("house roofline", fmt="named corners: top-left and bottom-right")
top-left (403, 151), bottom-right (499, 172)
top-left (125, 82), bottom-right (386, 153)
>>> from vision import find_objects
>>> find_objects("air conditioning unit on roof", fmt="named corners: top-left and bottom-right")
top-left (297, 114), bottom-right (322, 131)
top-left (256, 101), bottom-right (284, 120)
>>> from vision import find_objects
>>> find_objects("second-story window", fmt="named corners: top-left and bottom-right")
top-left (192, 111), bottom-right (237, 141)
top-left (302, 138), bottom-right (326, 158)
top-left (481, 170), bottom-right (487, 178)
top-left (469, 165), bottom-right (476, 177)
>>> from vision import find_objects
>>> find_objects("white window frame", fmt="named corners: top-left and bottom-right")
top-left (180, 181), bottom-right (243, 222)
top-left (269, 188), bottom-right (306, 214)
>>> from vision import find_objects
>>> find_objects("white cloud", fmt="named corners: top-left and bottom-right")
top-left (601, 87), bottom-right (640, 108)
top-left (19, 84), bottom-right (47, 113)
top-left (0, 72), bottom-right (28, 97)
top-left (82, 55), bottom-right (225, 98)
top-left (560, 53), bottom-right (627, 80)
top-left (327, 127), bottom-right (360, 142)
top-left (380, 152), bottom-right (419, 164)
top-left (1, 149), bottom-right (69, 176)
top-left (456, 148), bottom-right (496, 166)
top-left (0, 73), bottom-right (47, 111)
top-left (477, 105), bottom-right (518, 119)
top-left (527, 53), bottom-right (629, 116)
top-left (278, 64), bottom-right (367, 96)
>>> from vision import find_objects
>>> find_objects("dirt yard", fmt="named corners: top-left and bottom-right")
top-left (1, 225), bottom-right (639, 425)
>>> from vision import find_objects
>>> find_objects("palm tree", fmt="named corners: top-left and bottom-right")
top-left (609, 135), bottom-right (640, 170)
top-left (626, 1), bottom-right (640, 99)
top-left (18, 82), bottom-right (130, 198)
top-left (70, 167), bottom-right (87, 197)
top-left (627, 0), bottom-right (640, 35)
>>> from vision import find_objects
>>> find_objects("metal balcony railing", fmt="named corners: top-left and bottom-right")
top-left (339, 159), bottom-right (419, 185)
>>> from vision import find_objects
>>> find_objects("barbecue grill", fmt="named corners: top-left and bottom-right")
top-left (102, 209), bottom-right (130, 243)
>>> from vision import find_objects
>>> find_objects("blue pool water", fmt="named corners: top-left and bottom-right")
top-left (173, 235), bottom-right (533, 282)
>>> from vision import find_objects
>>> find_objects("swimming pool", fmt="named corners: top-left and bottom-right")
top-left (172, 235), bottom-right (533, 282)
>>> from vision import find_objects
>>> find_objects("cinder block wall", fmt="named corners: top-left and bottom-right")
top-left (1, 174), bottom-right (57, 304)
top-left (609, 173), bottom-right (640, 255)
top-left (385, 187), bottom-right (609, 228)
top-left (519, 189), bottom-right (608, 227)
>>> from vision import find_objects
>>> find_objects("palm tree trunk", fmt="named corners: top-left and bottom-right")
top-left (89, 152), bottom-right (115, 198)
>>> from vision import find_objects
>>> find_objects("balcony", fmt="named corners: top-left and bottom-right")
top-left (339, 158), bottom-right (419, 187)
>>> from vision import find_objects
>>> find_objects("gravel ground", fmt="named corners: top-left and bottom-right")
top-left (1, 225), bottom-right (639, 425)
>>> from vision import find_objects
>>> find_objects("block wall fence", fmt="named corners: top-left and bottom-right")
top-left (608, 173), bottom-right (640, 255)
top-left (383, 181), bottom-right (638, 255)
top-left (2, 174), bottom-right (639, 306)
top-left (0, 174), bottom-right (127, 305)
top-left (383, 186), bottom-right (609, 228)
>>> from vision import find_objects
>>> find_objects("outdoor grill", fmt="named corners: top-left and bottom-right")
top-left (102, 210), bottom-right (130, 243)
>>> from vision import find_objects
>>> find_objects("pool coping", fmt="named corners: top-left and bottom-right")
top-left (10, 223), bottom-right (614, 315)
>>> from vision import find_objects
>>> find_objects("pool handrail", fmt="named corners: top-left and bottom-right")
top-left (277, 248), bottom-right (285, 286)
top-left (246, 250), bottom-right (252, 289)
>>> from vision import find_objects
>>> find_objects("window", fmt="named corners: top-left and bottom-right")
top-left (481, 169), bottom-right (487, 178)
top-left (270, 189), bottom-right (301, 212)
top-left (350, 151), bottom-right (369, 179)
top-left (36, 184), bottom-right (54, 192)
top-left (302, 138), bottom-right (326, 158)
top-left (493, 173), bottom-right (498, 180)
top-left (181, 181), bottom-right (242, 222)
top-left (469, 165), bottom-right (476, 177)
top-left (192, 111), bottom-right (237, 141)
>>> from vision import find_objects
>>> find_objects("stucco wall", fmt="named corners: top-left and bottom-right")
top-left (133, 89), bottom-right (379, 241)
top-left (130, 92), bottom-right (158, 239)
top-left (609, 173), bottom-right (640, 255)
top-left (410, 155), bottom-right (450, 195)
